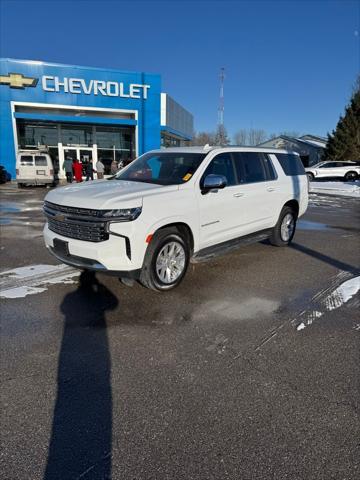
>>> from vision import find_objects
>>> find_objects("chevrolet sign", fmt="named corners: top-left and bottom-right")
top-left (42, 76), bottom-right (151, 99)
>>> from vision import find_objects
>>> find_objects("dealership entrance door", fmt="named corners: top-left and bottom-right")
top-left (62, 147), bottom-right (96, 179)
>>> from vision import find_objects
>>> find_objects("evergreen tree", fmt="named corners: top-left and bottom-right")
top-left (324, 80), bottom-right (360, 160)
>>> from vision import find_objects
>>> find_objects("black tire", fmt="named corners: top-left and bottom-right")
top-left (306, 172), bottom-right (314, 182)
top-left (139, 227), bottom-right (190, 291)
top-left (17, 183), bottom-right (24, 189)
top-left (344, 171), bottom-right (357, 181)
top-left (269, 206), bottom-right (297, 247)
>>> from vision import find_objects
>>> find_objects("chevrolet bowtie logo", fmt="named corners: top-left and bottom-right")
top-left (0, 73), bottom-right (38, 89)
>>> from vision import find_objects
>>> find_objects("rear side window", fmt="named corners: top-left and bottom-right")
top-left (20, 155), bottom-right (33, 165)
top-left (35, 156), bottom-right (48, 166)
top-left (232, 152), bottom-right (268, 184)
top-left (275, 154), bottom-right (305, 176)
top-left (202, 153), bottom-right (236, 186)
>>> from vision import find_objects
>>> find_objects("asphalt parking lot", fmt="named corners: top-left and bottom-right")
top-left (1, 183), bottom-right (359, 480)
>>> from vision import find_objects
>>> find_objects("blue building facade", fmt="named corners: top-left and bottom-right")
top-left (0, 58), bottom-right (193, 178)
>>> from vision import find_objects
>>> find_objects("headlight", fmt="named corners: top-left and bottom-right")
top-left (102, 207), bottom-right (142, 221)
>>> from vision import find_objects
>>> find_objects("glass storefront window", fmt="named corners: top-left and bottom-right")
top-left (97, 148), bottom-right (134, 175)
top-left (17, 121), bottom-right (58, 148)
top-left (95, 126), bottom-right (133, 151)
top-left (61, 124), bottom-right (93, 146)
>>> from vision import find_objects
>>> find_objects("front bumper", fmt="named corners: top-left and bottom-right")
top-left (48, 244), bottom-right (140, 279)
top-left (43, 223), bottom-right (144, 275)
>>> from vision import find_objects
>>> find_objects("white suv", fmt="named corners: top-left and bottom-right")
top-left (43, 147), bottom-right (308, 291)
top-left (305, 161), bottom-right (360, 182)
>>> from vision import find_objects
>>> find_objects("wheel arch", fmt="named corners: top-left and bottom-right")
top-left (283, 199), bottom-right (299, 219)
top-left (155, 222), bottom-right (195, 254)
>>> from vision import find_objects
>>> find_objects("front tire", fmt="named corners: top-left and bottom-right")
top-left (306, 172), bottom-right (314, 182)
top-left (140, 227), bottom-right (190, 291)
top-left (269, 206), bottom-right (297, 247)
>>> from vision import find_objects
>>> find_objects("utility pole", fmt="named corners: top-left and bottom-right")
top-left (217, 67), bottom-right (225, 145)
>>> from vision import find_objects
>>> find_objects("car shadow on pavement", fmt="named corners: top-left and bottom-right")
top-left (290, 242), bottom-right (359, 275)
top-left (43, 271), bottom-right (118, 480)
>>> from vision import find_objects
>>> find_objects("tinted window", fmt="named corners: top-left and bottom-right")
top-left (262, 154), bottom-right (277, 180)
top-left (202, 153), bottom-right (236, 186)
top-left (116, 152), bottom-right (206, 185)
top-left (35, 156), bottom-right (48, 166)
top-left (275, 154), bottom-right (305, 175)
top-left (319, 162), bottom-right (336, 168)
top-left (20, 155), bottom-right (33, 165)
top-left (233, 152), bottom-right (267, 184)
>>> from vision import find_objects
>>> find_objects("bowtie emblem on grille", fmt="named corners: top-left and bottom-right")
top-left (53, 214), bottom-right (66, 222)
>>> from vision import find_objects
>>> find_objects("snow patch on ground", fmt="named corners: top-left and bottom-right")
top-left (296, 275), bottom-right (360, 332)
top-left (325, 276), bottom-right (360, 311)
top-left (0, 264), bottom-right (80, 299)
top-left (2, 285), bottom-right (48, 299)
top-left (309, 181), bottom-right (360, 198)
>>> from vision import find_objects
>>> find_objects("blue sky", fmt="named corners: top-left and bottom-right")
top-left (1, 0), bottom-right (359, 139)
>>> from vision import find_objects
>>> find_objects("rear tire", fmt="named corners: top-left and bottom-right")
top-left (344, 171), bottom-right (357, 181)
top-left (269, 206), bottom-right (297, 247)
top-left (140, 227), bottom-right (190, 291)
top-left (17, 183), bottom-right (24, 189)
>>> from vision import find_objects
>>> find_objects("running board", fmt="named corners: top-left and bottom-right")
top-left (191, 229), bottom-right (272, 263)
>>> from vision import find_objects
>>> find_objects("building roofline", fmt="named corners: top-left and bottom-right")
top-left (0, 57), bottom-right (161, 77)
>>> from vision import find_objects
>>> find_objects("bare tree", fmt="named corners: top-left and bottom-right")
top-left (248, 128), bottom-right (267, 146)
top-left (233, 129), bottom-right (248, 145)
top-left (191, 131), bottom-right (215, 146)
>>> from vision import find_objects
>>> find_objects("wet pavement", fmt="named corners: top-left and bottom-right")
top-left (1, 182), bottom-right (359, 480)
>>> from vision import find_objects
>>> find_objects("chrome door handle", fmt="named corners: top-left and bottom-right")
top-left (267, 187), bottom-right (275, 192)
top-left (233, 192), bottom-right (244, 197)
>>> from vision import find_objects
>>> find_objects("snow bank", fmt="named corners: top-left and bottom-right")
top-left (309, 181), bottom-right (360, 198)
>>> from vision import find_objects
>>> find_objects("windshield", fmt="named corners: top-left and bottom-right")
top-left (114, 152), bottom-right (207, 185)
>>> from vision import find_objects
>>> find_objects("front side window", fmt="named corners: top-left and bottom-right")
top-left (115, 152), bottom-right (206, 185)
top-left (35, 156), bottom-right (48, 166)
top-left (201, 153), bottom-right (236, 186)
top-left (233, 152), bottom-right (268, 183)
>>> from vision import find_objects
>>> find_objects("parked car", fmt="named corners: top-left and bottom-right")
top-left (305, 161), bottom-right (360, 182)
top-left (43, 147), bottom-right (308, 291)
top-left (16, 150), bottom-right (57, 188)
top-left (0, 165), bottom-right (9, 184)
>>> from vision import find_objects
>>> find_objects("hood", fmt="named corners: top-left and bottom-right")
top-left (45, 179), bottom-right (179, 209)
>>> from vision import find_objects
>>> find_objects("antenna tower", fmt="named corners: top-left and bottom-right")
top-left (218, 67), bottom-right (225, 144)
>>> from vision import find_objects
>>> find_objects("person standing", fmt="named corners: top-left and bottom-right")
top-left (110, 159), bottom-right (118, 175)
top-left (73, 159), bottom-right (83, 183)
top-left (85, 160), bottom-right (95, 181)
top-left (96, 158), bottom-right (105, 179)
top-left (63, 156), bottom-right (73, 183)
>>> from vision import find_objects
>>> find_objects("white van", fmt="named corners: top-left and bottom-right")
top-left (16, 150), bottom-right (56, 188)
top-left (43, 146), bottom-right (308, 291)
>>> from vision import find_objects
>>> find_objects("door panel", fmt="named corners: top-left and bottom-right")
top-left (233, 152), bottom-right (277, 232)
top-left (197, 153), bottom-right (241, 248)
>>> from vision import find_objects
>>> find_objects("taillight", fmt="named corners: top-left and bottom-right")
top-left (50, 169), bottom-right (54, 175)
top-left (16, 169), bottom-right (19, 175)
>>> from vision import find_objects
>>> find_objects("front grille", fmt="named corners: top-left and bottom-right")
top-left (44, 201), bottom-right (109, 242)
top-left (44, 201), bottom-right (107, 218)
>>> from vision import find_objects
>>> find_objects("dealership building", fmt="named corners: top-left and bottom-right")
top-left (0, 58), bottom-right (194, 178)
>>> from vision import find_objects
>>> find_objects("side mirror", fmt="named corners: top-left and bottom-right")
top-left (201, 174), bottom-right (227, 194)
